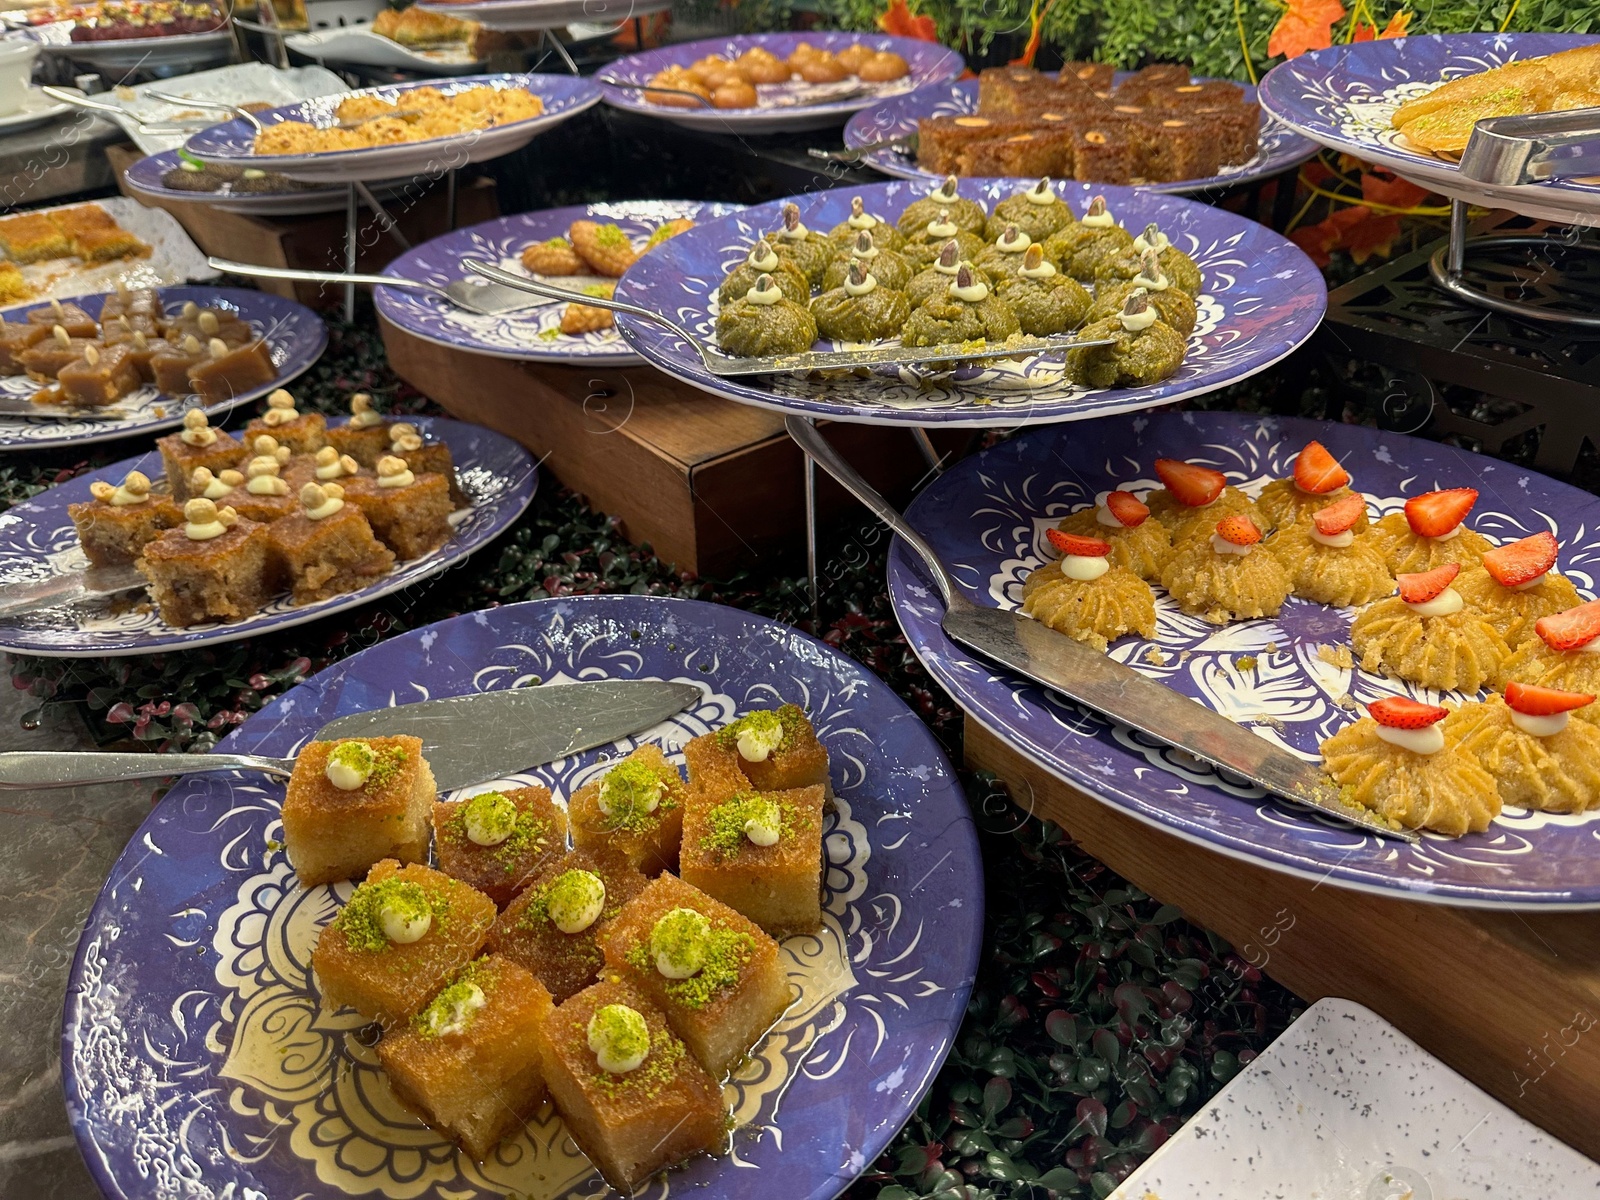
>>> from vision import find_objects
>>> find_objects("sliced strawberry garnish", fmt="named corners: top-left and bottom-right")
top-left (1535, 598), bottom-right (1600, 652)
top-left (1154, 458), bottom-right (1225, 509)
top-left (1047, 529), bottom-right (1110, 557)
top-left (1368, 696), bottom-right (1448, 729)
top-left (1403, 487), bottom-right (1478, 539)
top-left (1292, 440), bottom-right (1350, 494)
top-left (1504, 680), bottom-right (1594, 717)
top-left (1103, 490), bottom-right (1149, 528)
top-left (1214, 514), bottom-right (1261, 547)
top-left (1396, 562), bottom-right (1460, 604)
top-left (1482, 531), bottom-right (1559, 589)
top-left (1312, 492), bottom-right (1366, 536)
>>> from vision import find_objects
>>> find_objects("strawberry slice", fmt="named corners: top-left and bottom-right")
top-left (1047, 529), bottom-right (1109, 557)
top-left (1312, 492), bottom-right (1366, 536)
top-left (1154, 458), bottom-right (1225, 508)
top-left (1103, 490), bottom-right (1149, 528)
top-left (1403, 487), bottom-right (1478, 538)
top-left (1368, 696), bottom-right (1448, 729)
top-left (1214, 514), bottom-right (1261, 546)
top-left (1396, 562), bottom-right (1460, 604)
top-left (1482, 531), bottom-right (1559, 589)
top-left (1292, 440), bottom-right (1350, 494)
top-left (1504, 680), bottom-right (1594, 716)
top-left (1535, 598), bottom-right (1600, 652)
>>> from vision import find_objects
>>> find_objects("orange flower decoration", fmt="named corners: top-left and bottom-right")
top-left (1267, 0), bottom-right (1346, 60)
top-left (878, 0), bottom-right (938, 41)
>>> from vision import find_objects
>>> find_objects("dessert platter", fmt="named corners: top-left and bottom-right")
top-left (122, 149), bottom-right (404, 218)
top-left (0, 408), bottom-right (535, 654)
top-left (1259, 33), bottom-right (1600, 224)
top-left (183, 73), bottom-right (604, 185)
top-left (597, 32), bottom-right (965, 134)
top-left (887, 408), bottom-right (1600, 906)
top-left (611, 177), bottom-right (1325, 426)
top-left (844, 62), bottom-right (1318, 192)
top-left (378, 200), bottom-right (742, 365)
top-left (104, 62), bottom-right (349, 156)
top-left (61, 593), bottom-right (982, 1200)
top-left (285, 5), bottom-right (488, 74)
top-left (0, 284), bottom-right (323, 451)
top-left (8, 0), bottom-right (234, 68)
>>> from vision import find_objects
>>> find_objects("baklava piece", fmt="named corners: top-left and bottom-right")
top-left (244, 388), bottom-right (327, 455)
top-left (323, 393), bottom-right (392, 466)
top-left (282, 735), bottom-right (434, 886)
top-left (434, 785), bottom-right (568, 907)
top-left (137, 499), bottom-right (274, 628)
top-left (680, 784), bottom-right (825, 937)
top-left (269, 483), bottom-right (396, 605)
top-left (67, 471), bottom-right (180, 567)
top-left (568, 745), bottom-right (686, 875)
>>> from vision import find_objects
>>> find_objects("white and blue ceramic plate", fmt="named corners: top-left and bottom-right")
top-left (598, 32), bottom-right (966, 134)
top-left (888, 410), bottom-right (1600, 908)
top-left (844, 77), bottom-right (1319, 193)
top-left (0, 416), bottom-right (535, 657)
top-left (61, 594), bottom-right (983, 1200)
top-left (184, 73), bottom-right (603, 184)
top-left (0, 286), bottom-right (325, 452)
top-left (615, 178), bottom-right (1326, 427)
top-left (1110, 996), bottom-right (1600, 1198)
top-left (1258, 33), bottom-right (1600, 225)
top-left (377, 200), bottom-right (743, 364)
top-left (122, 148), bottom-right (363, 217)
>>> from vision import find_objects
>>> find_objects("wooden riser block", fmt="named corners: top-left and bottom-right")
top-left (964, 717), bottom-right (1600, 1163)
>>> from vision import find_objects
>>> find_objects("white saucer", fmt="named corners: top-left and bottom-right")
top-left (0, 86), bottom-right (73, 133)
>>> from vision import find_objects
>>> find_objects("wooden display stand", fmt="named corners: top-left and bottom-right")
top-left (381, 318), bottom-right (961, 577)
top-left (107, 145), bottom-right (500, 309)
top-left (964, 719), bottom-right (1600, 1162)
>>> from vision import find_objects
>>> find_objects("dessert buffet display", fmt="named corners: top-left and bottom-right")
top-left (61, 596), bottom-right (982, 1200)
top-left (888, 409), bottom-right (1600, 906)
top-left (1259, 33), bottom-right (1600, 223)
top-left (597, 31), bottom-right (964, 133)
top-left (378, 200), bottom-right (741, 365)
top-left (0, 412), bottom-right (536, 654)
top-left (0, 285), bottom-right (323, 451)
top-left (614, 177), bottom-right (1324, 426)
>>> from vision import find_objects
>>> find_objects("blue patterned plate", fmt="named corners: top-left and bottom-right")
top-left (615, 178), bottom-right (1326, 427)
top-left (844, 77), bottom-right (1319, 193)
top-left (60, 594), bottom-right (983, 1200)
top-left (184, 74), bottom-right (603, 184)
top-left (0, 286), bottom-right (325, 452)
top-left (598, 32), bottom-right (965, 134)
top-left (888, 410), bottom-right (1600, 908)
top-left (1258, 34), bottom-right (1600, 224)
top-left (122, 148), bottom-right (357, 217)
top-left (377, 200), bottom-right (743, 365)
top-left (0, 416), bottom-right (535, 657)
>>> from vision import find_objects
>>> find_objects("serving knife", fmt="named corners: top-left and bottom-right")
top-left (0, 563), bottom-right (147, 619)
top-left (785, 416), bottom-right (1417, 844)
top-left (0, 680), bottom-right (703, 793)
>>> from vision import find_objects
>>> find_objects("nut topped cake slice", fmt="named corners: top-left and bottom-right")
top-left (433, 785), bottom-right (568, 908)
top-left (157, 409), bottom-right (245, 502)
top-left (324, 393), bottom-right (392, 466)
top-left (342, 455), bottom-right (453, 561)
top-left (388, 422), bottom-right (467, 509)
top-left (568, 745), bottom-right (686, 876)
top-left (680, 784), bottom-right (825, 937)
top-left (138, 499), bottom-right (275, 628)
top-left (282, 735), bottom-right (434, 886)
top-left (244, 388), bottom-right (327, 455)
top-left (716, 704), bottom-right (831, 795)
top-left (269, 482), bottom-right (396, 606)
top-left (67, 470), bottom-right (180, 567)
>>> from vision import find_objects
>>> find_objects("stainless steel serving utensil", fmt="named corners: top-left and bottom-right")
top-left (207, 257), bottom-right (551, 317)
top-left (0, 680), bottom-right (702, 793)
top-left (809, 133), bottom-right (918, 163)
top-left (39, 85), bottom-right (215, 135)
top-left (0, 398), bottom-right (132, 421)
top-left (784, 415), bottom-right (1418, 844)
top-left (0, 563), bottom-right (145, 618)
top-left (1459, 105), bottom-right (1600, 185)
top-left (460, 258), bottom-right (1116, 376)
top-left (143, 89), bottom-right (266, 133)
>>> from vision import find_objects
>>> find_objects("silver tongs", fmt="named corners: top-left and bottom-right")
top-left (459, 258), bottom-right (1114, 377)
top-left (1459, 105), bottom-right (1600, 185)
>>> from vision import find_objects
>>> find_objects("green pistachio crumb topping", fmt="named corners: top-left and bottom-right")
top-left (543, 236), bottom-right (570, 248)
top-left (586, 1024), bottom-right (685, 1099)
top-left (597, 758), bottom-right (676, 831)
top-left (463, 790), bottom-right (516, 839)
top-left (331, 877), bottom-right (451, 954)
top-left (715, 704), bottom-right (806, 754)
top-left (588, 1002), bottom-right (650, 1070)
top-left (594, 223), bottom-right (629, 248)
top-left (702, 792), bottom-right (789, 859)
top-left (326, 739), bottom-right (407, 792)
top-left (414, 960), bottom-right (490, 1038)
top-left (582, 283), bottom-right (615, 300)
top-left (628, 918), bottom-right (755, 1010)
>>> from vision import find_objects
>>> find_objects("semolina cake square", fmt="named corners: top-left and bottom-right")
top-left (137, 513), bottom-right (276, 628)
top-left (156, 420), bottom-right (246, 502)
top-left (714, 705), bottom-right (831, 795)
top-left (600, 872), bottom-right (792, 1079)
top-left (536, 979), bottom-right (726, 1193)
top-left (68, 484), bottom-right (180, 567)
top-left (282, 735), bottom-right (434, 886)
top-left (682, 731), bottom-right (751, 810)
top-left (433, 784), bottom-right (568, 908)
top-left (568, 744), bottom-right (686, 876)
top-left (489, 845), bottom-right (650, 1004)
top-left (679, 784), bottom-right (824, 938)
top-left (312, 859), bottom-right (497, 1026)
top-left (0, 213), bottom-right (71, 263)
top-left (268, 489), bottom-right (396, 606)
top-left (378, 955), bottom-right (553, 1160)
top-left (342, 466), bottom-right (453, 561)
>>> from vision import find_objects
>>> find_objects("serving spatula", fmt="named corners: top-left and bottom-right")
top-left (784, 416), bottom-right (1417, 843)
top-left (0, 563), bottom-right (146, 619)
top-left (0, 680), bottom-right (702, 793)
top-left (207, 258), bottom-right (553, 317)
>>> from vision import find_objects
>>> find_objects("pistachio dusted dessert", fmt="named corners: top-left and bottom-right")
top-left (768, 202), bottom-right (834, 286)
top-left (137, 498), bottom-right (275, 628)
top-left (822, 229), bottom-right (914, 292)
top-left (986, 177), bottom-right (1076, 242)
top-left (900, 214), bottom-right (985, 270)
top-left (281, 734), bottom-right (434, 885)
top-left (1064, 289), bottom-right (1186, 388)
top-left (715, 272), bottom-right (819, 357)
top-left (975, 223), bottom-right (1042, 282)
top-left (826, 195), bottom-right (906, 251)
top-left (156, 408), bottom-right (245, 502)
top-left (67, 470), bottom-right (180, 566)
top-left (1045, 195), bottom-right (1135, 281)
top-left (679, 782), bottom-right (825, 936)
top-left (714, 704), bottom-right (831, 793)
top-left (433, 785), bottom-right (569, 908)
top-left (568, 744), bottom-right (687, 875)
top-left (996, 244), bottom-right (1091, 335)
top-left (717, 238), bottom-right (811, 306)
top-left (1088, 248), bottom-right (1198, 336)
top-left (811, 261), bottom-right (912, 343)
top-left (895, 175), bottom-right (989, 238)
top-left (907, 240), bottom-right (992, 308)
top-left (1108, 222), bottom-right (1202, 295)
top-left (901, 264), bottom-right (1021, 348)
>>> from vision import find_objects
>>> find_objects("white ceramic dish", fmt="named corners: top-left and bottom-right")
top-left (285, 26), bottom-right (483, 73)
top-left (0, 82), bottom-right (69, 131)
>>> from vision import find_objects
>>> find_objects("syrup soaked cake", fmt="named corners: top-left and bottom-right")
top-left (67, 470), bottom-right (179, 566)
top-left (342, 455), bottom-right (453, 560)
top-left (324, 393), bottom-right (392, 466)
top-left (138, 499), bottom-right (274, 628)
top-left (269, 483), bottom-right (396, 606)
top-left (243, 388), bottom-right (327, 455)
top-left (568, 745), bottom-right (686, 875)
top-left (433, 785), bottom-right (568, 908)
top-left (281, 735), bottom-right (434, 886)
top-left (712, 704), bottom-right (830, 795)
top-left (679, 783), bottom-right (825, 937)
top-left (156, 409), bottom-right (245, 502)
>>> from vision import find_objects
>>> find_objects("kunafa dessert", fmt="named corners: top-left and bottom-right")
top-left (1144, 457), bottom-right (1262, 545)
top-left (1452, 531), bottom-right (1581, 648)
top-left (1496, 598), bottom-right (1600, 712)
top-left (986, 177), bottom-right (1076, 243)
top-left (157, 409), bottom-right (245, 502)
top-left (378, 956), bottom-right (554, 1159)
top-left (715, 273), bottom-right (818, 357)
top-left (1349, 563), bottom-right (1510, 692)
top-left (997, 244), bottom-right (1092, 335)
top-left (1369, 487), bottom-right (1492, 574)
top-left (568, 745), bottom-right (686, 875)
top-left (138, 499), bottom-right (274, 628)
top-left (67, 471), bottom-right (179, 567)
top-left (1053, 489), bottom-right (1170, 581)
top-left (1159, 513), bottom-right (1291, 624)
top-left (1319, 696), bottom-right (1500, 837)
top-left (813, 262), bottom-right (913, 343)
top-left (1266, 493), bottom-right (1393, 607)
top-left (1447, 683), bottom-right (1600, 814)
top-left (433, 785), bottom-right (567, 907)
top-left (768, 203), bottom-right (833, 286)
top-left (821, 230), bottom-right (914, 292)
top-left (1021, 530), bottom-right (1158, 650)
top-left (679, 782), bottom-right (825, 936)
top-left (717, 239), bottom-right (811, 307)
top-left (896, 176), bottom-right (990, 238)
top-left (1086, 249), bottom-right (1197, 336)
top-left (244, 388), bottom-right (327, 455)
top-left (1045, 196), bottom-right (1135, 281)
top-left (312, 859), bottom-right (497, 1026)
top-left (826, 196), bottom-right (905, 251)
top-left (1065, 289), bottom-right (1186, 388)
top-left (901, 264), bottom-right (1020, 347)
top-left (599, 872), bottom-right (792, 1078)
top-left (1255, 439), bottom-right (1366, 531)
top-left (281, 735), bottom-right (434, 886)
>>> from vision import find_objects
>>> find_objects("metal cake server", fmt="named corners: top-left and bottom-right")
top-left (0, 399), bottom-right (132, 421)
top-left (785, 416), bottom-right (1417, 843)
top-left (208, 257), bottom-right (551, 317)
top-left (0, 680), bottom-right (702, 793)
top-left (810, 133), bottom-right (918, 164)
top-left (0, 563), bottom-right (146, 619)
